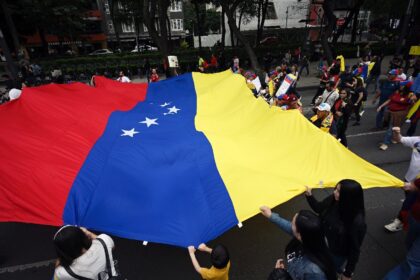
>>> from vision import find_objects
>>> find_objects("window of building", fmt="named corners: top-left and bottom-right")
top-left (121, 22), bottom-right (135, 33)
top-left (265, 2), bottom-right (278, 20)
top-left (171, 19), bottom-right (183, 31)
top-left (169, 1), bottom-right (182, 12)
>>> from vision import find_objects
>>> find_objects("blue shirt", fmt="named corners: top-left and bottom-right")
top-left (377, 78), bottom-right (400, 103)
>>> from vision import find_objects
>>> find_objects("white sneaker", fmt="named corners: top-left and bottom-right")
top-left (384, 218), bottom-right (403, 232)
top-left (379, 143), bottom-right (388, 151)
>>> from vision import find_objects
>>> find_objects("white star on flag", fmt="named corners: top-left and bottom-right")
top-left (121, 128), bottom-right (139, 137)
top-left (160, 102), bottom-right (171, 107)
top-left (167, 106), bottom-right (181, 114)
top-left (139, 117), bottom-right (159, 127)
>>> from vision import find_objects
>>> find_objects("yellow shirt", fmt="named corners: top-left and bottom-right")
top-left (200, 261), bottom-right (230, 280)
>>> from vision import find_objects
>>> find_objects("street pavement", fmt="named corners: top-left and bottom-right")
top-left (0, 82), bottom-right (413, 280)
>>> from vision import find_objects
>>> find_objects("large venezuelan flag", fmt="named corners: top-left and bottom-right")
top-left (0, 71), bottom-right (403, 247)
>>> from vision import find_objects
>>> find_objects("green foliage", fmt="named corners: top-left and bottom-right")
top-left (7, 0), bottom-right (90, 38)
top-left (206, 9), bottom-right (221, 33)
top-left (180, 40), bottom-right (189, 49)
top-left (184, 1), bottom-right (221, 35)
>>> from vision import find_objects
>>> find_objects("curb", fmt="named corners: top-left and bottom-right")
top-left (297, 85), bottom-right (318, 91)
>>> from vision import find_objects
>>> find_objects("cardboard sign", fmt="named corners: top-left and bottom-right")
top-left (276, 74), bottom-right (297, 97)
top-left (409, 46), bottom-right (420, 56)
top-left (168, 56), bottom-right (179, 68)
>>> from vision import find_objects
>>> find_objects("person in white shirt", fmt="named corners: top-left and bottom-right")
top-left (53, 225), bottom-right (117, 280)
top-left (397, 68), bottom-right (407, 81)
top-left (315, 81), bottom-right (339, 108)
top-left (385, 127), bottom-right (420, 232)
top-left (117, 71), bottom-right (131, 83)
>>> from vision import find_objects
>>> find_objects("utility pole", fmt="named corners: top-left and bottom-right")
top-left (0, 27), bottom-right (18, 81)
top-left (286, 7), bottom-right (289, 28)
top-left (395, 0), bottom-right (415, 55)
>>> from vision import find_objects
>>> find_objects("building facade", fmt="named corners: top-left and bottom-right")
top-left (23, 0), bottom-right (108, 52)
top-left (101, 0), bottom-right (186, 50)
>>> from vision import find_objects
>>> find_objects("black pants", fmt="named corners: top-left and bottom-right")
top-left (336, 118), bottom-right (349, 147)
top-left (407, 118), bottom-right (418, 136)
top-left (353, 102), bottom-right (362, 123)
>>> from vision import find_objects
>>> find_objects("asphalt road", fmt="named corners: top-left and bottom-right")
top-left (0, 86), bottom-right (413, 280)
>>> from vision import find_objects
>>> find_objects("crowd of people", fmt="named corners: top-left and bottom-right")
top-left (224, 53), bottom-right (420, 151)
top-left (2, 48), bottom-right (420, 279)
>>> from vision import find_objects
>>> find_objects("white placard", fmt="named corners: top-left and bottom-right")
top-left (168, 56), bottom-right (179, 68)
top-left (275, 74), bottom-right (297, 97)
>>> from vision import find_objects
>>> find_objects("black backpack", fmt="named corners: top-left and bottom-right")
top-left (64, 238), bottom-right (126, 280)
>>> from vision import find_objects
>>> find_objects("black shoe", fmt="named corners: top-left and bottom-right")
top-left (352, 122), bottom-right (360, 126)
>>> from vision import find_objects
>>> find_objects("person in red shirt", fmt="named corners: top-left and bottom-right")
top-left (377, 83), bottom-right (414, 150)
top-left (150, 68), bottom-right (159, 83)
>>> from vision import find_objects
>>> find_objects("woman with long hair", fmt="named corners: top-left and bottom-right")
top-left (53, 225), bottom-right (118, 280)
top-left (304, 179), bottom-right (366, 280)
top-left (260, 207), bottom-right (336, 280)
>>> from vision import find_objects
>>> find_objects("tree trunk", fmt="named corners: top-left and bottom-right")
top-left (321, 0), bottom-right (336, 64)
top-left (1, 1), bottom-right (20, 54)
top-left (142, 0), bottom-right (174, 75)
top-left (395, 0), bottom-right (415, 55)
top-left (236, 9), bottom-right (244, 46)
top-left (0, 27), bottom-right (18, 81)
top-left (193, 1), bottom-right (202, 51)
top-left (38, 27), bottom-right (49, 56)
top-left (224, 5), bottom-right (260, 70)
top-left (256, 0), bottom-right (261, 47)
top-left (221, 5), bottom-right (226, 50)
top-left (351, 10), bottom-right (359, 44)
top-left (256, 0), bottom-right (268, 47)
top-left (332, 0), bottom-right (365, 45)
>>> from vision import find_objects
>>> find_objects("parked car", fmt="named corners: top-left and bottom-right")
top-left (259, 36), bottom-right (280, 46)
top-left (131, 45), bottom-right (158, 53)
top-left (88, 49), bottom-right (114, 56)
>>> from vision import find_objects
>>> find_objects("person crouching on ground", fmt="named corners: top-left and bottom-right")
top-left (310, 103), bottom-right (335, 134)
top-left (188, 243), bottom-right (230, 280)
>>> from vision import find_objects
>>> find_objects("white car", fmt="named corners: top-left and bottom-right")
top-left (88, 49), bottom-right (114, 56)
top-left (131, 45), bottom-right (158, 53)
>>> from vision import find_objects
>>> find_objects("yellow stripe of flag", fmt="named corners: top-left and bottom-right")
top-left (193, 71), bottom-right (403, 222)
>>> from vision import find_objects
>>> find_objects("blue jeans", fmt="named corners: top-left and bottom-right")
top-left (376, 104), bottom-right (386, 129)
top-left (383, 216), bottom-right (420, 280)
top-left (383, 123), bottom-right (393, 145)
top-left (406, 215), bottom-right (420, 250)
